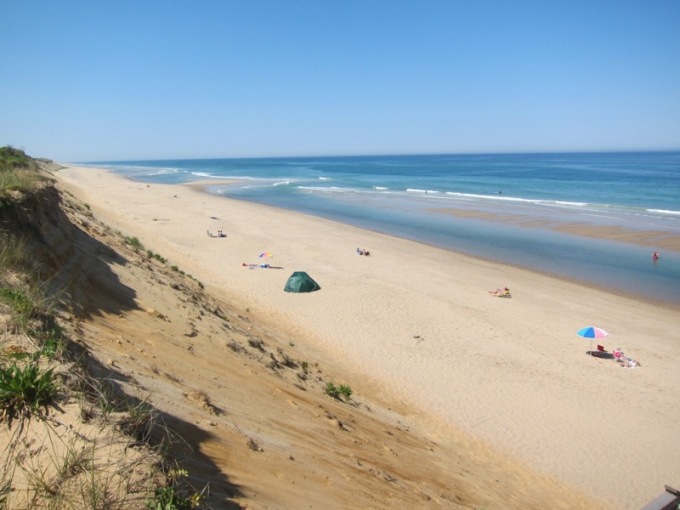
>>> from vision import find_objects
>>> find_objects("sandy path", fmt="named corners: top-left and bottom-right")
top-left (56, 165), bottom-right (680, 509)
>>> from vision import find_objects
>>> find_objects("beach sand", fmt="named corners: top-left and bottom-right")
top-left (55, 165), bottom-right (680, 509)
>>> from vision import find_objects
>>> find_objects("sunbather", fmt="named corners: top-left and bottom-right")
top-left (617, 356), bottom-right (640, 368)
top-left (488, 287), bottom-right (510, 297)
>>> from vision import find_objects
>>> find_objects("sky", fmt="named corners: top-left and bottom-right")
top-left (1, 1), bottom-right (679, 162)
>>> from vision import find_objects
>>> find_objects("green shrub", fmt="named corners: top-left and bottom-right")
top-left (35, 326), bottom-right (67, 359)
top-left (325, 382), bottom-right (352, 402)
top-left (0, 287), bottom-right (33, 315)
top-left (147, 250), bottom-right (167, 263)
top-left (0, 146), bottom-right (44, 195)
top-left (0, 362), bottom-right (57, 426)
top-left (125, 236), bottom-right (144, 250)
top-left (0, 287), bottom-right (37, 327)
top-left (338, 385), bottom-right (353, 401)
top-left (147, 468), bottom-right (203, 509)
top-left (325, 382), bottom-right (339, 399)
top-left (0, 146), bottom-right (32, 169)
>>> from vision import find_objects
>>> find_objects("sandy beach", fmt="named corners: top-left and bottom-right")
top-left (55, 165), bottom-right (680, 509)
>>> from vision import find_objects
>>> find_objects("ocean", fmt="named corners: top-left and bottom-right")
top-left (83, 152), bottom-right (680, 305)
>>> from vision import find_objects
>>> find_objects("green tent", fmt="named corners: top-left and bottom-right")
top-left (284, 271), bottom-right (321, 293)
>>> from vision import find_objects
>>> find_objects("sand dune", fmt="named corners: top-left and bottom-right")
top-left (56, 165), bottom-right (680, 509)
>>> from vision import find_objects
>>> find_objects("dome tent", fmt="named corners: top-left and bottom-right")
top-left (284, 271), bottom-right (320, 293)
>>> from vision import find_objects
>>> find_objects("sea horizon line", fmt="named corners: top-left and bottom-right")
top-left (76, 148), bottom-right (680, 165)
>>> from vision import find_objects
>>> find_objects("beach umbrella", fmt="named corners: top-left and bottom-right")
top-left (577, 326), bottom-right (608, 356)
top-left (258, 252), bottom-right (273, 267)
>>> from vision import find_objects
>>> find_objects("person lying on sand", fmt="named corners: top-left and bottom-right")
top-left (242, 262), bottom-right (270, 269)
top-left (207, 230), bottom-right (227, 238)
top-left (618, 357), bottom-right (641, 368)
top-left (356, 247), bottom-right (370, 256)
top-left (488, 287), bottom-right (511, 297)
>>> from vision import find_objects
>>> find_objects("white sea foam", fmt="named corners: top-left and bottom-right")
top-left (442, 191), bottom-right (590, 208)
top-left (554, 200), bottom-right (588, 207)
top-left (298, 185), bottom-right (358, 194)
top-left (373, 186), bottom-right (389, 190)
top-left (407, 188), bottom-right (440, 194)
top-left (648, 208), bottom-right (680, 216)
top-left (107, 165), bottom-right (181, 177)
top-left (444, 191), bottom-right (536, 203)
top-left (99, 164), bottom-right (181, 175)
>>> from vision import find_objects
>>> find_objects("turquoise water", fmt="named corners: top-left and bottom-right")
top-left (83, 152), bottom-right (680, 305)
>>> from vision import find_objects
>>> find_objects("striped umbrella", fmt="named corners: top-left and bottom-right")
top-left (577, 326), bottom-right (608, 356)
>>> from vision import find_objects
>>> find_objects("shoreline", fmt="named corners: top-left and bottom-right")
top-left (73, 166), bottom-right (680, 305)
top-left (55, 165), bottom-right (680, 509)
top-left (205, 186), bottom-right (680, 310)
top-left (189, 178), bottom-right (680, 306)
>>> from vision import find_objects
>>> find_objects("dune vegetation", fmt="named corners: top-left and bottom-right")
top-left (0, 147), bottom-right (204, 509)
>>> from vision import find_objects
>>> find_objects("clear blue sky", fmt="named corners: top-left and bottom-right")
top-left (2, 1), bottom-right (679, 162)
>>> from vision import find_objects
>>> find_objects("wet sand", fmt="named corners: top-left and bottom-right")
top-left (434, 208), bottom-right (680, 252)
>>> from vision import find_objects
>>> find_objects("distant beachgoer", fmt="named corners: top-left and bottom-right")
top-left (616, 354), bottom-right (640, 368)
top-left (488, 287), bottom-right (510, 297)
top-left (356, 248), bottom-right (364, 255)
top-left (652, 251), bottom-right (659, 262)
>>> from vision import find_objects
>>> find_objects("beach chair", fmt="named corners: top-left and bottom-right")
top-left (597, 344), bottom-right (606, 353)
